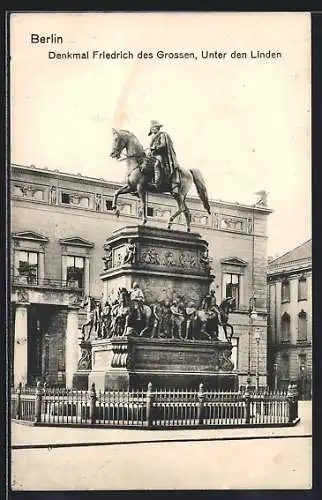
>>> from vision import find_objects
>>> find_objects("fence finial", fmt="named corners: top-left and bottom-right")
top-left (146, 382), bottom-right (154, 427)
top-left (89, 382), bottom-right (97, 424)
top-left (197, 382), bottom-right (205, 424)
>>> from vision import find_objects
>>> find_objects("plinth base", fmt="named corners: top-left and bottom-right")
top-left (87, 337), bottom-right (238, 392)
top-left (88, 369), bottom-right (237, 392)
top-left (89, 369), bottom-right (130, 392)
top-left (72, 370), bottom-right (90, 390)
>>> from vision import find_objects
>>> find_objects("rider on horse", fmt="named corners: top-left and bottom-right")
top-left (148, 120), bottom-right (181, 194)
top-left (130, 282), bottom-right (145, 321)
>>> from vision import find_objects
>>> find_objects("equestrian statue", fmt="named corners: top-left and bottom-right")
top-left (79, 291), bottom-right (235, 342)
top-left (79, 295), bottom-right (100, 341)
top-left (110, 120), bottom-right (211, 232)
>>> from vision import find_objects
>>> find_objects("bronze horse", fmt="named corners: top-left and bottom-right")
top-left (217, 297), bottom-right (236, 341)
top-left (110, 129), bottom-right (211, 232)
top-left (195, 296), bottom-right (236, 342)
top-left (114, 287), bottom-right (152, 337)
top-left (80, 295), bottom-right (100, 341)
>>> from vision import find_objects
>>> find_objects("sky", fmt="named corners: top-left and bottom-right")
top-left (10, 12), bottom-right (311, 257)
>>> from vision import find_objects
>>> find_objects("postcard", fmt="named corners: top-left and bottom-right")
top-left (9, 11), bottom-right (311, 490)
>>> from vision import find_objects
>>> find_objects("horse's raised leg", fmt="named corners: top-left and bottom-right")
top-left (82, 320), bottom-right (93, 342)
top-left (112, 184), bottom-right (133, 217)
top-left (222, 325), bottom-right (229, 342)
top-left (168, 195), bottom-right (184, 230)
top-left (81, 320), bottom-right (89, 340)
top-left (228, 324), bottom-right (234, 342)
top-left (137, 184), bottom-right (147, 225)
top-left (182, 199), bottom-right (192, 232)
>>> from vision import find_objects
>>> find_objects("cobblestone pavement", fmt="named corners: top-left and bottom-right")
top-left (11, 436), bottom-right (312, 490)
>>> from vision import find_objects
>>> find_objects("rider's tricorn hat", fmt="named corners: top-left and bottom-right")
top-left (148, 120), bottom-right (163, 136)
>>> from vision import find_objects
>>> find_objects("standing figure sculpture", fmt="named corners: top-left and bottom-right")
top-left (101, 300), bottom-right (112, 338)
top-left (49, 185), bottom-right (57, 204)
top-left (102, 243), bottom-right (113, 270)
top-left (200, 248), bottom-right (211, 274)
top-left (123, 239), bottom-right (137, 264)
top-left (185, 301), bottom-right (198, 340)
top-left (170, 299), bottom-right (186, 339)
top-left (110, 126), bottom-right (211, 232)
top-left (151, 300), bottom-right (164, 338)
top-left (110, 299), bottom-right (120, 336)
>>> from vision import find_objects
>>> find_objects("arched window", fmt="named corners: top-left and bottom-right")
top-left (281, 312), bottom-right (291, 342)
top-left (281, 277), bottom-right (290, 302)
top-left (298, 310), bottom-right (308, 342)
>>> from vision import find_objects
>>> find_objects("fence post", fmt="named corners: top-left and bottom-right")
top-left (263, 386), bottom-right (269, 416)
top-left (146, 382), bottom-right (154, 428)
top-left (197, 383), bottom-right (205, 425)
top-left (16, 382), bottom-right (22, 420)
top-left (287, 383), bottom-right (299, 422)
top-left (34, 381), bottom-right (43, 423)
top-left (89, 383), bottom-right (97, 424)
top-left (244, 382), bottom-right (251, 424)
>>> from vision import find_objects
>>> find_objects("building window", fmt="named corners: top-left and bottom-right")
top-left (105, 199), bottom-right (113, 211)
top-left (147, 206), bottom-right (154, 217)
top-left (223, 273), bottom-right (240, 308)
top-left (298, 310), bottom-right (308, 342)
top-left (61, 193), bottom-right (71, 204)
top-left (16, 250), bottom-right (38, 284)
top-left (281, 278), bottom-right (290, 302)
top-left (66, 256), bottom-right (84, 288)
top-left (298, 276), bottom-right (307, 301)
top-left (281, 312), bottom-right (291, 342)
top-left (280, 354), bottom-right (290, 381)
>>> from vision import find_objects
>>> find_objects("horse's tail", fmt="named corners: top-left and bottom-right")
top-left (190, 169), bottom-right (211, 215)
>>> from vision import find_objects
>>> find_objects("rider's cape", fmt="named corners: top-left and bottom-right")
top-left (150, 131), bottom-right (179, 177)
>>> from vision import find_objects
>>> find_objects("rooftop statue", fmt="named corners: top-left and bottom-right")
top-left (110, 123), bottom-right (211, 232)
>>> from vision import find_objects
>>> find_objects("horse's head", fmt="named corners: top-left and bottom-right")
top-left (118, 287), bottom-right (130, 305)
top-left (111, 129), bottom-right (127, 159)
top-left (225, 296), bottom-right (236, 312)
top-left (219, 296), bottom-right (235, 314)
top-left (111, 129), bottom-right (145, 161)
top-left (80, 295), bottom-right (89, 308)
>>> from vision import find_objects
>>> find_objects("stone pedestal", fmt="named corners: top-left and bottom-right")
top-left (74, 224), bottom-right (238, 392)
top-left (100, 225), bottom-right (214, 306)
top-left (72, 340), bottom-right (92, 389)
top-left (88, 337), bottom-right (238, 391)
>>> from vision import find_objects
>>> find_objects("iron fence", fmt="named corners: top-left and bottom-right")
top-left (11, 385), bottom-right (37, 422)
top-left (11, 381), bottom-right (299, 428)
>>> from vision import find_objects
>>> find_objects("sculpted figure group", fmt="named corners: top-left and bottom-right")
top-left (80, 284), bottom-right (236, 343)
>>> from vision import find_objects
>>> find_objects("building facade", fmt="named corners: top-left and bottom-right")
top-left (267, 240), bottom-right (312, 399)
top-left (11, 163), bottom-right (271, 388)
